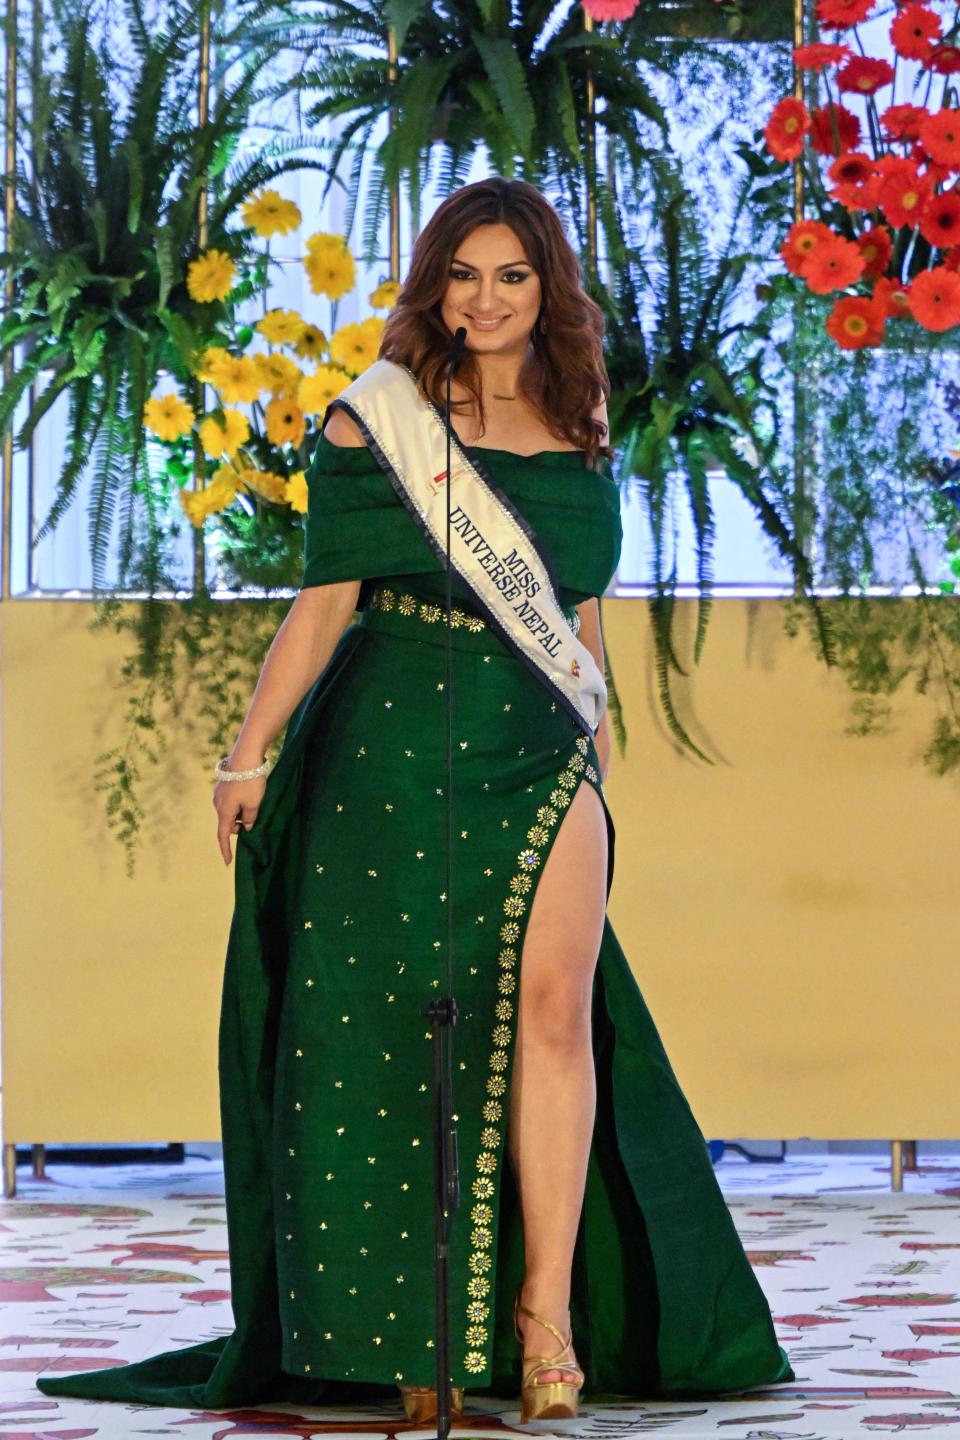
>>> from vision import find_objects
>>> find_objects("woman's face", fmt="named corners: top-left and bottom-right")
top-left (439, 222), bottom-right (542, 356)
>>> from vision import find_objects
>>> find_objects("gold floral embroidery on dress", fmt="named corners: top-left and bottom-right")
top-left (369, 585), bottom-right (579, 638)
top-left (460, 730), bottom-right (597, 1377)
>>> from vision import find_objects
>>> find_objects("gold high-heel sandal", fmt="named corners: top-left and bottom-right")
top-left (398, 1383), bottom-right (465, 1424)
top-left (514, 1289), bottom-right (585, 1423)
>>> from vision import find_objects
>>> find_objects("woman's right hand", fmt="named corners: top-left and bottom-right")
top-left (214, 751), bottom-right (268, 866)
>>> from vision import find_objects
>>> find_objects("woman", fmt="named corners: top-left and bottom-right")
top-left (37, 177), bottom-right (794, 1420)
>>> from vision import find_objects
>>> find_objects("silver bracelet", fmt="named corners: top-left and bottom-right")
top-left (214, 754), bottom-right (274, 783)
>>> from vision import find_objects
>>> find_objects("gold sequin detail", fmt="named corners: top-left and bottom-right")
top-left (458, 739), bottom-right (586, 1377)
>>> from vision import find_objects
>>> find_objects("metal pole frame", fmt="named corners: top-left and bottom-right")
top-left (583, 9), bottom-right (597, 275)
top-left (387, 24), bottom-right (400, 283)
top-left (192, 0), bottom-right (211, 595)
top-left (1, 0), bottom-right (17, 601)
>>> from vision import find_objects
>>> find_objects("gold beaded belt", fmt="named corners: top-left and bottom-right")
top-left (367, 585), bottom-right (580, 636)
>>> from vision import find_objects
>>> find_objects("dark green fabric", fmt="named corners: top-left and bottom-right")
top-left (36, 443), bottom-right (793, 1410)
top-left (301, 432), bottom-right (623, 607)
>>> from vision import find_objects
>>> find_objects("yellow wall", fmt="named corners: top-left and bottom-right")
top-left (2, 598), bottom-right (957, 1144)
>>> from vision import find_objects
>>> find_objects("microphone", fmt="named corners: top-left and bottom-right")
top-left (448, 324), bottom-right (467, 367)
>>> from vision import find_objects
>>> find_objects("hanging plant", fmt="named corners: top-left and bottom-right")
top-left (598, 159), bottom-right (835, 760)
top-left (232, 0), bottom-right (671, 260)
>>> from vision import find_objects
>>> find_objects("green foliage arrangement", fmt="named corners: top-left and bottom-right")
top-left (0, 0), bottom-right (325, 587)
top-left (234, 0), bottom-right (670, 259)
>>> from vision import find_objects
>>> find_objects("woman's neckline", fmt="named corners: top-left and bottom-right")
top-left (318, 431), bottom-right (583, 459)
top-left (462, 442), bottom-right (585, 459)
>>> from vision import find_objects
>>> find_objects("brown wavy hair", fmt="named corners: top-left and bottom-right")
top-left (379, 177), bottom-right (612, 465)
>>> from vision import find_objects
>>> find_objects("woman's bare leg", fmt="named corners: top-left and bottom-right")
top-left (506, 778), bottom-right (608, 1384)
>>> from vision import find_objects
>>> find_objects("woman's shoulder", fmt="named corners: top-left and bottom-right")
top-left (322, 406), bottom-right (367, 448)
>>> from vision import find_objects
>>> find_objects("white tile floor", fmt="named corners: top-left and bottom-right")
top-left (3, 1146), bottom-right (959, 1437)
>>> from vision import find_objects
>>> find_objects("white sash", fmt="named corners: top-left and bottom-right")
top-left (326, 360), bottom-right (604, 743)
top-left (326, 359), bottom-right (607, 737)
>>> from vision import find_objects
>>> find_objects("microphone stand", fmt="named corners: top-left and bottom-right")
top-left (421, 325), bottom-right (468, 1439)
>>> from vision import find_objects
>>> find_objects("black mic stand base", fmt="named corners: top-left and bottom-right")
top-left (422, 994), bottom-right (460, 1438)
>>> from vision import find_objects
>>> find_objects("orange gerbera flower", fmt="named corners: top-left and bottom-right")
top-left (857, 224), bottom-right (892, 279)
top-left (908, 265), bottom-right (960, 330)
top-left (919, 192), bottom-right (960, 249)
top-left (816, 0), bottom-right (876, 28)
top-left (879, 160), bottom-right (935, 228)
top-left (837, 56), bottom-right (895, 96)
top-left (872, 276), bottom-right (912, 319)
top-left (763, 98), bottom-right (811, 162)
top-left (929, 43), bottom-right (960, 73)
top-left (921, 157), bottom-right (956, 186)
top-left (793, 41), bottom-right (850, 69)
top-left (826, 295), bottom-right (885, 349)
top-left (810, 103), bottom-right (861, 156)
top-left (880, 104), bottom-right (929, 142)
top-left (891, 3), bottom-right (942, 62)
top-left (803, 234), bottom-right (867, 293)
top-left (828, 152), bottom-right (883, 209)
top-left (919, 109), bottom-right (960, 167)
top-left (780, 219), bottom-right (837, 276)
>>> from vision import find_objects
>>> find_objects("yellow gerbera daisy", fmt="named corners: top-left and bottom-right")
top-left (304, 232), bottom-right (356, 299)
top-left (253, 351), bottom-right (303, 399)
top-left (144, 392), bottom-right (196, 441)
top-left (265, 397), bottom-right (306, 449)
top-left (178, 469), bottom-right (241, 527)
top-left (180, 489), bottom-right (209, 527)
top-left (256, 309), bottom-right (306, 345)
top-left (294, 323), bottom-right (328, 360)
top-left (330, 316), bottom-right (385, 376)
top-left (198, 408), bottom-right (250, 459)
top-left (298, 365), bottom-right (352, 414)
top-left (211, 354), bottom-right (262, 405)
top-left (285, 470), bottom-right (308, 513)
top-left (238, 467), bottom-right (288, 503)
top-left (194, 346), bottom-right (232, 384)
top-left (186, 249), bottom-right (237, 304)
top-left (305, 229), bottom-right (350, 256)
top-left (369, 278), bottom-right (402, 309)
top-left (241, 188), bottom-right (302, 238)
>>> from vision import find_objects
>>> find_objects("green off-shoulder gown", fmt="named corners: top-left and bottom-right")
top-left (37, 435), bottom-right (794, 1410)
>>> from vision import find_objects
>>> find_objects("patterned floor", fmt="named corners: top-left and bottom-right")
top-left (2, 1147), bottom-right (959, 1438)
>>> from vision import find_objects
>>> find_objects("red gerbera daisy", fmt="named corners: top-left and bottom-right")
top-left (838, 56), bottom-right (895, 95)
top-left (810, 103), bottom-right (862, 156)
top-left (879, 161), bottom-right (935, 228)
top-left (944, 247), bottom-right (960, 272)
top-left (919, 109), bottom-right (960, 167)
top-left (780, 219), bottom-right (837, 276)
top-left (857, 224), bottom-right (893, 278)
top-left (908, 265), bottom-right (960, 330)
top-left (872, 275), bottom-right (912, 319)
top-left (803, 234), bottom-right (867, 293)
top-left (793, 42), bottom-right (851, 70)
top-left (919, 156), bottom-right (957, 186)
top-left (881, 104), bottom-right (930, 142)
top-left (929, 44), bottom-right (960, 74)
top-left (581, 0), bottom-right (640, 18)
top-left (828, 152), bottom-right (883, 209)
top-left (891, 4), bottom-right (942, 62)
top-left (826, 295), bottom-right (885, 349)
top-left (763, 97), bottom-right (811, 162)
top-left (919, 191), bottom-right (960, 248)
top-left (816, 0), bottom-right (876, 29)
